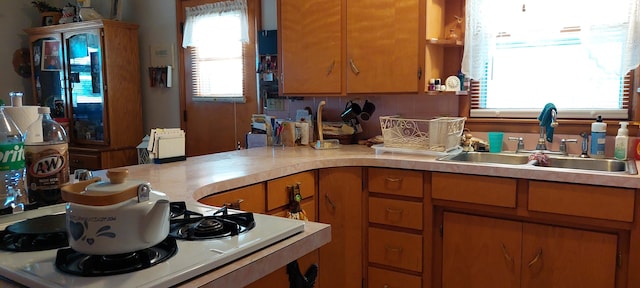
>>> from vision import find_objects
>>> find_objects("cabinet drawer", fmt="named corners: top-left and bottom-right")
top-left (432, 172), bottom-right (517, 208)
top-left (368, 168), bottom-right (423, 197)
top-left (270, 199), bottom-right (316, 222)
top-left (69, 153), bottom-right (101, 171)
top-left (368, 227), bottom-right (422, 272)
top-left (368, 267), bottom-right (421, 288)
top-left (528, 181), bottom-right (635, 222)
top-left (198, 183), bottom-right (266, 213)
top-left (267, 171), bottom-right (316, 211)
top-left (369, 197), bottom-right (422, 230)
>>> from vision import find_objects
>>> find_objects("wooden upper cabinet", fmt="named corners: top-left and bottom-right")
top-left (347, 0), bottom-right (421, 93)
top-left (279, 0), bottom-right (422, 95)
top-left (279, 0), bottom-right (343, 95)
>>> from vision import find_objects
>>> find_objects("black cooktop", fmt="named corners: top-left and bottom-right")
top-left (55, 236), bottom-right (178, 277)
top-left (0, 214), bottom-right (68, 252)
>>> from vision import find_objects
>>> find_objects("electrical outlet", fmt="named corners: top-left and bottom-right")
top-left (267, 98), bottom-right (285, 111)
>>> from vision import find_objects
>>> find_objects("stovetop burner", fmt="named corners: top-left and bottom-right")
top-left (55, 236), bottom-right (178, 277)
top-left (169, 207), bottom-right (256, 240)
top-left (0, 214), bottom-right (68, 251)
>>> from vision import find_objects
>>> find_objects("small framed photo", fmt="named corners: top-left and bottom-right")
top-left (41, 40), bottom-right (62, 71)
top-left (42, 15), bottom-right (55, 26)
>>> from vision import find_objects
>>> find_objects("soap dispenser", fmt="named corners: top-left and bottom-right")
top-left (614, 121), bottom-right (629, 160)
top-left (590, 115), bottom-right (607, 158)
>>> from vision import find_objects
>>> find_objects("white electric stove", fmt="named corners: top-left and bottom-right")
top-left (0, 201), bottom-right (305, 288)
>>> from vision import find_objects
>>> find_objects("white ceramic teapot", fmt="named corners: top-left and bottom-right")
top-left (61, 168), bottom-right (170, 255)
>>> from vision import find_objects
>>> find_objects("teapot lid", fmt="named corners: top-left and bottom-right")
top-left (61, 168), bottom-right (151, 206)
top-left (85, 169), bottom-right (148, 194)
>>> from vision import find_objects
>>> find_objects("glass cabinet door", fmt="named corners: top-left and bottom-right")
top-left (32, 36), bottom-right (66, 119)
top-left (64, 30), bottom-right (107, 145)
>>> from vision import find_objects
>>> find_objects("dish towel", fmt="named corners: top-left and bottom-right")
top-left (537, 103), bottom-right (557, 143)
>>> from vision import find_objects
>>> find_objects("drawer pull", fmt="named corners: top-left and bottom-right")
top-left (384, 245), bottom-right (403, 253)
top-left (501, 243), bottom-right (513, 264)
top-left (385, 208), bottom-right (404, 214)
top-left (325, 193), bottom-right (336, 209)
top-left (528, 248), bottom-right (543, 268)
top-left (384, 177), bottom-right (402, 183)
top-left (224, 199), bottom-right (243, 210)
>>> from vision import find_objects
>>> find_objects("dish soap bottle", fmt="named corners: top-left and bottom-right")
top-left (590, 115), bottom-right (607, 158)
top-left (614, 121), bottom-right (629, 160)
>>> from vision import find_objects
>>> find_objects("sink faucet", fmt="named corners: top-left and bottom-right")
top-left (509, 135), bottom-right (576, 156)
top-left (536, 109), bottom-right (558, 151)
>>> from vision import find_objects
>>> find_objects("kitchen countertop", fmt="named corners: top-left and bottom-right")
top-left (3, 144), bottom-right (639, 287)
top-left (119, 145), bottom-right (640, 208)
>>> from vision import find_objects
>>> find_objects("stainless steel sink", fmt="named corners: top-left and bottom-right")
top-left (533, 156), bottom-right (637, 174)
top-left (437, 151), bottom-right (531, 165)
top-left (437, 151), bottom-right (638, 174)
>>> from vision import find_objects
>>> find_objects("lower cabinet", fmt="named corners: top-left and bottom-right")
top-left (318, 167), bottom-right (364, 288)
top-left (248, 171), bottom-right (318, 288)
top-left (198, 183), bottom-right (266, 213)
top-left (367, 168), bottom-right (424, 287)
top-left (69, 147), bottom-right (139, 172)
top-left (442, 212), bottom-right (618, 288)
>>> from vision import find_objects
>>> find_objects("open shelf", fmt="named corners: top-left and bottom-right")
top-left (427, 38), bottom-right (464, 47)
top-left (426, 90), bottom-right (468, 96)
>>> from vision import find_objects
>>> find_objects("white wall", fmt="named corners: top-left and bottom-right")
top-left (0, 1), bottom-right (43, 104)
top-left (262, 0), bottom-right (277, 30)
top-left (127, 0), bottom-right (180, 132)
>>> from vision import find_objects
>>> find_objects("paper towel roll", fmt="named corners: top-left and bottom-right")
top-left (4, 106), bottom-right (39, 133)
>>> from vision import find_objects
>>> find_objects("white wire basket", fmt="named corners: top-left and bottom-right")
top-left (378, 116), bottom-right (466, 153)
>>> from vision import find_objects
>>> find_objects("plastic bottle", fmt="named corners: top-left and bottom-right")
top-left (614, 122), bottom-right (629, 160)
top-left (0, 103), bottom-right (26, 212)
top-left (590, 115), bottom-right (607, 158)
top-left (24, 107), bottom-right (69, 207)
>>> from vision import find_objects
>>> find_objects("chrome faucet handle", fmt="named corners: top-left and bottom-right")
top-left (508, 136), bottom-right (525, 152)
top-left (579, 132), bottom-right (590, 158)
top-left (559, 138), bottom-right (578, 155)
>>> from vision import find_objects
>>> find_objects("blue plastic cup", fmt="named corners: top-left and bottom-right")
top-left (487, 132), bottom-right (504, 153)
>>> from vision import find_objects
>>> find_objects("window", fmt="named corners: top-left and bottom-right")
top-left (463, 0), bottom-right (640, 119)
top-left (182, 0), bottom-right (249, 102)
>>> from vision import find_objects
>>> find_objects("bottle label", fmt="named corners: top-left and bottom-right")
top-left (0, 143), bottom-right (25, 171)
top-left (25, 143), bottom-right (69, 190)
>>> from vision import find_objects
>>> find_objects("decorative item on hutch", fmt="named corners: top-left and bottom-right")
top-left (31, 1), bottom-right (62, 26)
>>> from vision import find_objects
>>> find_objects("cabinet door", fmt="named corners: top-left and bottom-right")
top-left (442, 212), bottom-right (521, 288)
top-left (318, 167), bottom-right (363, 288)
top-left (30, 34), bottom-right (68, 116)
top-left (347, 0), bottom-right (420, 93)
top-left (64, 29), bottom-right (108, 146)
top-left (279, 0), bottom-right (343, 95)
top-left (521, 223), bottom-right (617, 288)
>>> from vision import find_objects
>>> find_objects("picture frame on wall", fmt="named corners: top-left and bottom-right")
top-left (41, 40), bottom-right (62, 71)
top-left (111, 0), bottom-right (123, 20)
